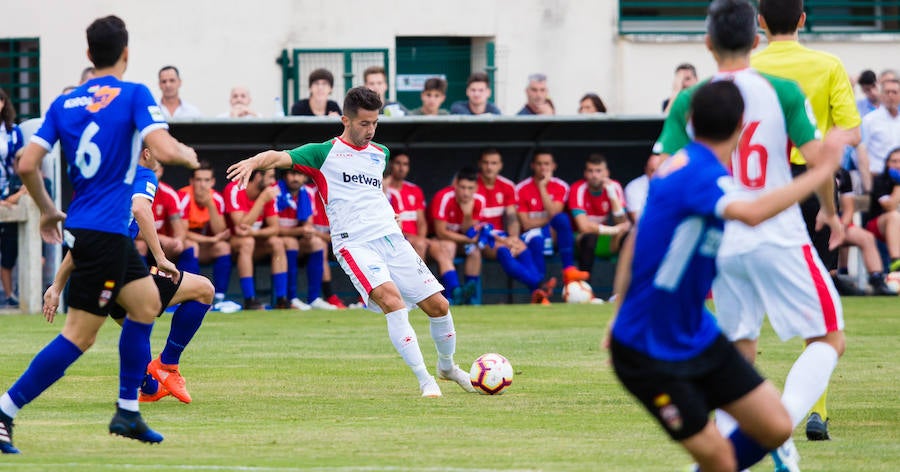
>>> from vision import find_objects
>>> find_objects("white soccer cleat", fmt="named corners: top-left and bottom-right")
top-left (309, 297), bottom-right (338, 310)
top-left (771, 437), bottom-right (800, 472)
top-left (212, 300), bottom-right (242, 314)
top-left (437, 364), bottom-right (477, 393)
top-left (290, 298), bottom-right (312, 311)
top-left (419, 376), bottom-right (442, 398)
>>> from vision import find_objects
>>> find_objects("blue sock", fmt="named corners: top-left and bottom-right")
top-left (240, 276), bottom-right (255, 299)
top-left (177, 247), bottom-right (200, 274)
top-left (119, 319), bottom-right (154, 402)
top-left (273, 272), bottom-right (287, 299)
top-left (307, 250), bottom-right (324, 302)
top-left (213, 255), bottom-right (232, 295)
top-left (286, 250), bottom-right (299, 300)
top-left (6, 335), bottom-right (83, 408)
top-left (465, 275), bottom-right (481, 305)
top-left (160, 301), bottom-right (210, 365)
top-left (140, 373), bottom-right (159, 395)
top-left (728, 428), bottom-right (771, 470)
top-left (497, 247), bottom-right (542, 290)
top-left (527, 237), bottom-right (547, 276)
top-left (441, 269), bottom-right (460, 297)
top-left (550, 213), bottom-right (576, 268)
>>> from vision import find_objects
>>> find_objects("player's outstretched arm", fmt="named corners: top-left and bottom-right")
top-left (133, 197), bottom-right (180, 283)
top-left (227, 150), bottom-right (292, 188)
top-left (144, 129), bottom-right (199, 170)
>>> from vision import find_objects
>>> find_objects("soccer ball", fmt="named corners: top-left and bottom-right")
top-left (563, 281), bottom-right (594, 304)
top-left (469, 353), bottom-right (514, 395)
top-left (884, 272), bottom-right (900, 294)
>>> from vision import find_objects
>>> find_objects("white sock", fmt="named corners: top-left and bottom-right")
top-left (214, 293), bottom-right (225, 301)
top-left (117, 398), bottom-right (139, 412)
top-left (0, 393), bottom-right (19, 418)
top-left (429, 312), bottom-right (456, 371)
top-left (714, 409), bottom-right (738, 437)
top-left (385, 309), bottom-right (430, 384)
top-left (782, 341), bottom-right (839, 427)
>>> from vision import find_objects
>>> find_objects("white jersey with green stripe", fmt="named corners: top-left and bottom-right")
top-left (286, 137), bottom-right (399, 243)
top-left (654, 68), bottom-right (820, 256)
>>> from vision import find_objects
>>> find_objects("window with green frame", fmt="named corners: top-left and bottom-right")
top-left (619, 1), bottom-right (900, 34)
top-left (0, 38), bottom-right (40, 121)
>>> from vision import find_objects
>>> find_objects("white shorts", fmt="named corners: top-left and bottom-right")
top-left (333, 233), bottom-right (444, 314)
top-left (712, 244), bottom-right (843, 342)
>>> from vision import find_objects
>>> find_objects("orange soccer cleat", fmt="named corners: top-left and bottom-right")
top-left (147, 357), bottom-right (192, 404)
top-left (139, 383), bottom-right (170, 403)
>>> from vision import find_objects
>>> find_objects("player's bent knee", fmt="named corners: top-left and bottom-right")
top-left (419, 293), bottom-right (449, 317)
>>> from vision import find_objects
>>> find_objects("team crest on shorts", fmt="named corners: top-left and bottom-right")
top-left (654, 393), bottom-right (683, 432)
top-left (98, 280), bottom-right (115, 308)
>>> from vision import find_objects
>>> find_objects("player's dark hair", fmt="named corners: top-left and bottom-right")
top-left (456, 166), bottom-right (479, 183)
top-left (308, 68), bottom-right (334, 88)
top-left (343, 86), bottom-right (383, 117)
top-left (0, 88), bottom-right (15, 131)
top-left (858, 70), bottom-right (877, 86)
top-left (691, 81), bottom-right (745, 142)
top-left (580, 93), bottom-right (607, 113)
top-left (467, 71), bottom-right (491, 88)
top-left (191, 160), bottom-right (214, 178)
top-left (707, 0), bottom-right (757, 55)
top-left (423, 77), bottom-right (447, 94)
top-left (532, 148), bottom-right (554, 163)
top-left (759, 0), bottom-right (804, 35)
top-left (86, 15), bottom-right (128, 69)
top-left (586, 153), bottom-right (607, 166)
top-left (159, 65), bottom-right (180, 78)
top-left (480, 147), bottom-right (502, 159)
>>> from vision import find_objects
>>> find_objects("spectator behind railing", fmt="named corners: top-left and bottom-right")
top-left (408, 77), bottom-right (449, 116)
top-left (518, 73), bottom-right (554, 115)
top-left (291, 68), bottom-right (341, 117)
top-left (363, 65), bottom-right (408, 116)
top-left (578, 93), bottom-right (607, 114)
top-left (450, 71), bottom-right (502, 115)
top-left (158, 65), bottom-right (202, 119)
top-left (864, 148), bottom-right (900, 274)
top-left (218, 86), bottom-right (260, 119)
top-left (661, 63), bottom-right (697, 114)
top-left (858, 78), bottom-right (900, 189)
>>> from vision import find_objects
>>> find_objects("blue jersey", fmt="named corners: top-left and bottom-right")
top-left (612, 142), bottom-right (739, 361)
top-left (31, 76), bottom-right (168, 236)
top-left (127, 166), bottom-right (158, 240)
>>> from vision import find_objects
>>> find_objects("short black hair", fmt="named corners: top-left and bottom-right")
top-left (532, 148), bottom-right (555, 163)
top-left (707, 0), bottom-right (757, 55)
top-left (467, 72), bottom-right (490, 88)
top-left (858, 70), bottom-right (877, 86)
top-left (479, 147), bottom-right (501, 159)
top-left (191, 160), bottom-right (214, 178)
top-left (675, 63), bottom-right (697, 77)
top-left (308, 68), bottom-right (334, 88)
top-left (423, 77), bottom-right (447, 94)
top-left (759, 0), bottom-right (804, 35)
top-left (86, 15), bottom-right (128, 69)
top-left (343, 86), bottom-right (383, 117)
top-left (691, 80), bottom-right (745, 142)
top-left (456, 166), bottom-right (479, 183)
top-left (586, 153), bottom-right (607, 166)
top-left (159, 65), bottom-right (180, 78)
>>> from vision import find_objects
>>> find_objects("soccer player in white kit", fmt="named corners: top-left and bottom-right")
top-left (227, 86), bottom-right (475, 397)
top-left (654, 1), bottom-right (846, 469)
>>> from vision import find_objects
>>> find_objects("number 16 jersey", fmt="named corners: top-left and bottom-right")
top-left (654, 68), bottom-right (819, 256)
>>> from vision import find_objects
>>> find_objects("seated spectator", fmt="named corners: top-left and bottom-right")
top-left (858, 77), bottom-right (900, 191)
top-left (856, 69), bottom-right (879, 117)
top-left (158, 65), bottom-right (202, 119)
top-left (363, 65), bottom-right (408, 116)
top-left (408, 77), bottom-right (449, 115)
top-left (429, 167), bottom-right (485, 305)
top-left (832, 167), bottom-right (895, 295)
top-left (450, 72), bottom-right (502, 115)
top-left (0, 88), bottom-right (23, 307)
top-left (303, 183), bottom-right (346, 309)
top-left (219, 86), bottom-right (261, 118)
top-left (274, 168), bottom-right (336, 310)
top-left (662, 63), bottom-right (698, 114)
top-left (385, 152), bottom-right (458, 299)
top-left (518, 73), bottom-right (554, 115)
top-left (178, 162), bottom-right (239, 312)
top-left (476, 148), bottom-right (551, 304)
top-left (578, 93), bottom-right (607, 114)
top-left (864, 147), bottom-right (900, 273)
top-left (515, 149), bottom-right (590, 287)
top-left (291, 68), bottom-right (342, 116)
top-left (224, 169), bottom-right (289, 309)
top-left (624, 153), bottom-right (661, 222)
top-left (569, 154), bottom-right (630, 276)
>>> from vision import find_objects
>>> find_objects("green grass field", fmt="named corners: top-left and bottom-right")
top-left (0, 298), bottom-right (897, 471)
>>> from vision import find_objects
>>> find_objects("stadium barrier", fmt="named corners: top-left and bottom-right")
top-left (0, 195), bottom-right (42, 313)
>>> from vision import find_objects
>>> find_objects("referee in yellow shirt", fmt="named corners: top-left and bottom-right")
top-left (752, 0), bottom-right (861, 444)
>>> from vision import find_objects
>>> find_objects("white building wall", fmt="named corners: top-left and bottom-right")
top-left (3, 0), bottom-right (898, 117)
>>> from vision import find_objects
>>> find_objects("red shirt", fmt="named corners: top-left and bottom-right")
top-left (386, 180), bottom-right (426, 236)
top-left (152, 182), bottom-right (182, 237)
top-left (306, 183), bottom-right (330, 233)
top-left (515, 177), bottom-right (570, 218)
top-left (178, 185), bottom-right (226, 236)
top-left (568, 179), bottom-right (627, 223)
top-left (429, 186), bottom-right (485, 234)
top-left (224, 181), bottom-right (277, 230)
top-left (477, 175), bottom-right (517, 230)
